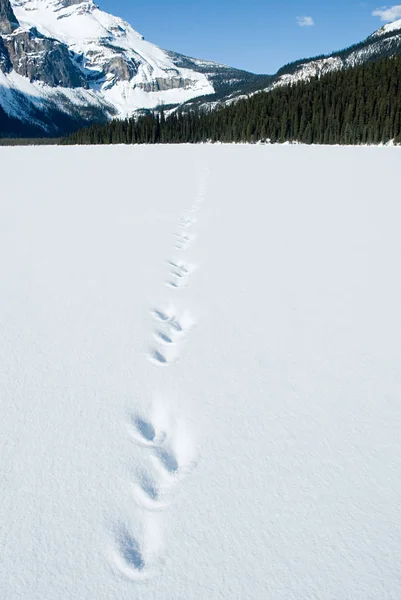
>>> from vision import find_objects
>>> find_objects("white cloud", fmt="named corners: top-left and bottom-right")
top-left (296, 16), bottom-right (315, 27)
top-left (372, 5), bottom-right (401, 21)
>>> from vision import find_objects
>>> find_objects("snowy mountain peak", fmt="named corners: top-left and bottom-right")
top-left (7, 0), bottom-right (215, 114)
top-left (257, 17), bottom-right (401, 99)
top-left (13, 0), bottom-right (96, 11)
top-left (1, 0), bottom-right (257, 135)
top-left (12, 0), bottom-right (139, 43)
top-left (371, 18), bottom-right (401, 38)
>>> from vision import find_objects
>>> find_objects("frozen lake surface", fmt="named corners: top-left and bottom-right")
top-left (1, 144), bottom-right (401, 599)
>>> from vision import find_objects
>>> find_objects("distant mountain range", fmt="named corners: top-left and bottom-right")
top-left (1, 0), bottom-right (401, 137)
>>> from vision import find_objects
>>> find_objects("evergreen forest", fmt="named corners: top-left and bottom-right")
top-left (64, 55), bottom-right (401, 146)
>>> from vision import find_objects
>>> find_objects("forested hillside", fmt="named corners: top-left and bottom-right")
top-left (64, 55), bottom-right (401, 146)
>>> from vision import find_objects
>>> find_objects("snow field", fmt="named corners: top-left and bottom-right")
top-left (111, 165), bottom-right (209, 579)
top-left (1, 144), bottom-right (401, 599)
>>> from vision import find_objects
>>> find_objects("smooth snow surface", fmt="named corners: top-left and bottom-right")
top-left (1, 144), bottom-right (401, 599)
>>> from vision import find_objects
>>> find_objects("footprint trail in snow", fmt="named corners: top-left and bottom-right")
top-left (113, 165), bottom-right (210, 580)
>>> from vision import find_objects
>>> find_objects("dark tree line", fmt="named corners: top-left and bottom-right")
top-left (63, 55), bottom-right (401, 146)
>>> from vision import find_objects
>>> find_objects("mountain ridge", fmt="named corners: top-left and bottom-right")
top-left (0, 0), bottom-right (261, 135)
top-left (2, 0), bottom-right (401, 137)
top-left (183, 19), bottom-right (401, 111)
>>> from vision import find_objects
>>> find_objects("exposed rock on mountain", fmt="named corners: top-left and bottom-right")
top-left (2, 28), bottom-right (86, 86)
top-left (0, 0), bottom-right (18, 34)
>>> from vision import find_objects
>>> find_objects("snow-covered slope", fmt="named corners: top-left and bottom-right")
top-left (371, 17), bottom-right (401, 37)
top-left (268, 19), bottom-right (401, 92)
top-left (180, 19), bottom-right (401, 112)
top-left (0, 0), bottom-right (258, 134)
top-left (1, 144), bottom-right (401, 598)
top-left (12, 0), bottom-right (214, 110)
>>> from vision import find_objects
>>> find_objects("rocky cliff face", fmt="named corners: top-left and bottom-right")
top-left (0, 36), bottom-right (11, 70)
top-left (0, 0), bottom-right (86, 86)
top-left (0, 0), bottom-right (18, 34)
top-left (2, 28), bottom-right (86, 86)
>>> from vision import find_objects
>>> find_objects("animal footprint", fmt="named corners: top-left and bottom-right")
top-left (166, 272), bottom-right (188, 289)
top-left (167, 259), bottom-right (191, 274)
top-left (156, 446), bottom-right (179, 474)
top-left (152, 308), bottom-right (172, 322)
top-left (151, 424), bottom-right (197, 482)
top-left (178, 216), bottom-right (196, 228)
top-left (149, 345), bottom-right (178, 366)
top-left (168, 311), bottom-right (195, 336)
top-left (128, 414), bottom-right (166, 447)
top-left (152, 307), bottom-right (195, 337)
top-left (113, 526), bottom-right (149, 581)
top-left (130, 408), bottom-right (197, 481)
top-left (165, 278), bottom-right (186, 290)
top-left (113, 520), bottom-right (162, 581)
top-left (132, 472), bottom-right (170, 512)
top-left (118, 528), bottom-right (145, 572)
top-left (174, 232), bottom-right (196, 250)
top-left (154, 331), bottom-right (175, 345)
top-left (165, 259), bottom-right (195, 289)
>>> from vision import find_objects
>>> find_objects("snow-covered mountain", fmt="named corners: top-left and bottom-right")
top-left (2, 0), bottom-right (401, 137)
top-left (157, 18), bottom-right (401, 113)
top-left (0, 0), bottom-right (260, 135)
top-left (371, 17), bottom-right (401, 38)
top-left (267, 19), bottom-right (401, 92)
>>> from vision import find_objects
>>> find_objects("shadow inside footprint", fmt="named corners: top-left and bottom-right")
top-left (157, 448), bottom-right (179, 473)
top-left (170, 320), bottom-right (183, 333)
top-left (142, 481), bottom-right (158, 501)
top-left (119, 529), bottom-right (145, 571)
top-left (134, 417), bottom-right (156, 442)
top-left (152, 309), bottom-right (170, 322)
top-left (151, 350), bottom-right (168, 364)
top-left (156, 332), bottom-right (174, 344)
top-left (140, 474), bottom-right (159, 500)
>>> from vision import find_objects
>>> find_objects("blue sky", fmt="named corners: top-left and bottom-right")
top-left (99, 1), bottom-right (401, 74)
